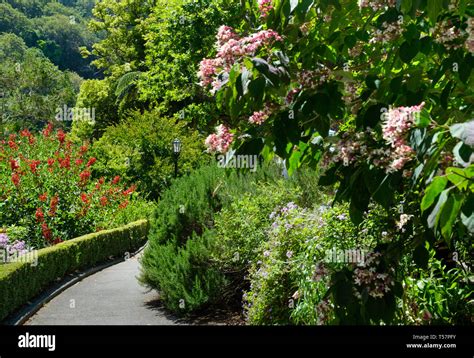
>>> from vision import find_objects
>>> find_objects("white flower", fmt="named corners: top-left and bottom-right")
top-left (396, 214), bottom-right (413, 231)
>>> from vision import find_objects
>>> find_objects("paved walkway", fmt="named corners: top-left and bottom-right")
top-left (25, 254), bottom-right (180, 325)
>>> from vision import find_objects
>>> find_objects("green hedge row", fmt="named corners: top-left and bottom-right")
top-left (0, 220), bottom-right (149, 322)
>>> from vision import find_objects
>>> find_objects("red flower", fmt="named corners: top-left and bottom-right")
top-left (29, 160), bottom-right (41, 174)
top-left (59, 156), bottom-right (71, 169)
top-left (35, 207), bottom-right (45, 222)
top-left (49, 195), bottom-right (59, 216)
top-left (43, 123), bottom-right (53, 137)
top-left (79, 145), bottom-right (88, 156)
top-left (39, 193), bottom-right (48, 202)
top-left (119, 200), bottom-right (129, 209)
top-left (20, 129), bottom-right (31, 138)
top-left (28, 136), bottom-right (35, 145)
top-left (75, 159), bottom-right (83, 166)
top-left (9, 159), bottom-right (19, 171)
top-left (79, 170), bottom-right (91, 184)
top-left (100, 196), bottom-right (108, 206)
top-left (86, 157), bottom-right (96, 167)
top-left (11, 172), bottom-right (20, 186)
top-left (112, 175), bottom-right (121, 184)
top-left (8, 140), bottom-right (18, 150)
top-left (42, 223), bottom-right (52, 241)
top-left (80, 193), bottom-right (89, 204)
top-left (52, 237), bottom-right (63, 245)
top-left (57, 129), bottom-right (66, 144)
top-left (47, 158), bottom-right (55, 167)
top-left (99, 177), bottom-right (105, 185)
top-left (123, 185), bottom-right (136, 196)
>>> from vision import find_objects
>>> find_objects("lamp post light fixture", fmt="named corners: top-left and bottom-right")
top-left (172, 138), bottom-right (182, 178)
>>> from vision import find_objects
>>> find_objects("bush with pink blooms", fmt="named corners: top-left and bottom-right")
top-left (0, 125), bottom-right (140, 249)
top-left (196, 0), bottom-right (473, 324)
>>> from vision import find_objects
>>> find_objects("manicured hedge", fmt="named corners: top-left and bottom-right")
top-left (0, 220), bottom-right (149, 322)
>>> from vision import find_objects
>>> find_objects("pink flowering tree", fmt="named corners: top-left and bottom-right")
top-left (198, 0), bottom-right (473, 323)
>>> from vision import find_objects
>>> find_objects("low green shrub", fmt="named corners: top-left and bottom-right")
top-left (0, 220), bottom-right (149, 322)
top-left (140, 162), bottom-right (286, 313)
top-left (139, 230), bottom-right (226, 314)
top-left (148, 162), bottom-right (283, 246)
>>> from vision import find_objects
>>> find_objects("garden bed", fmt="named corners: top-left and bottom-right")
top-left (0, 220), bottom-right (149, 322)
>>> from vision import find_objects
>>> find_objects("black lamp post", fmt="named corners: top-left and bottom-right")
top-left (172, 138), bottom-right (182, 178)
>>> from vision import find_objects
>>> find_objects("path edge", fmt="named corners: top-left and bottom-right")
top-left (4, 244), bottom-right (147, 326)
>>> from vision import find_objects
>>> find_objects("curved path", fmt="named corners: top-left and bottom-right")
top-left (25, 254), bottom-right (180, 325)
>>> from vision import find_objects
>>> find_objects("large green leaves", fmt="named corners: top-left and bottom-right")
top-left (421, 176), bottom-right (448, 212)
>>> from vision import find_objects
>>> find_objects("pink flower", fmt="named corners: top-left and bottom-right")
top-left (198, 28), bottom-right (283, 93)
top-left (358, 0), bottom-right (396, 11)
top-left (205, 124), bottom-right (234, 154)
top-left (249, 110), bottom-right (268, 125)
top-left (216, 25), bottom-right (239, 46)
top-left (258, 0), bottom-right (273, 18)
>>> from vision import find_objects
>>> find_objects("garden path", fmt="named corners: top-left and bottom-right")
top-left (25, 253), bottom-right (180, 325)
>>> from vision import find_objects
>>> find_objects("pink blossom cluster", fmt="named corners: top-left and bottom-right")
top-left (387, 144), bottom-right (414, 173)
top-left (248, 103), bottom-right (273, 125)
top-left (353, 252), bottom-right (395, 299)
top-left (198, 26), bottom-right (283, 93)
top-left (297, 67), bottom-right (331, 89)
top-left (312, 262), bottom-right (329, 282)
top-left (369, 21), bottom-right (403, 44)
top-left (431, 21), bottom-right (465, 51)
top-left (204, 124), bottom-right (234, 154)
top-left (348, 42), bottom-right (363, 57)
top-left (358, 0), bottom-right (396, 11)
top-left (285, 88), bottom-right (301, 104)
top-left (315, 299), bottom-right (333, 325)
top-left (382, 104), bottom-right (425, 146)
top-left (258, 0), bottom-right (273, 18)
top-left (217, 29), bottom-right (282, 66)
top-left (331, 132), bottom-right (367, 167)
top-left (381, 103), bottom-right (424, 173)
top-left (343, 82), bottom-right (359, 104)
top-left (216, 25), bottom-right (239, 47)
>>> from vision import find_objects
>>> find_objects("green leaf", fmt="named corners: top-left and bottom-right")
top-left (446, 167), bottom-right (469, 191)
top-left (461, 195), bottom-right (474, 233)
top-left (414, 108), bottom-right (430, 128)
top-left (439, 194), bottom-right (463, 242)
top-left (333, 278), bottom-right (353, 306)
top-left (319, 165), bottom-right (339, 186)
top-left (427, 0), bottom-right (443, 24)
top-left (413, 244), bottom-right (429, 269)
top-left (248, 77), bottom-right (266, 105)
top-left (440, 81), bottom-right (453, 109)
top-left (427, 188), bottom-right (451, 229)
top-left (399, 40), bottom-right (419, 63)
top-left (401, 0), bottom-right (413, 13)
top-left (421, 176), bottom-right (448, 212)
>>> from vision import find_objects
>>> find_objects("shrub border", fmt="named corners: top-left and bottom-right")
top-left (0, 220), bottom-right (149, 323)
